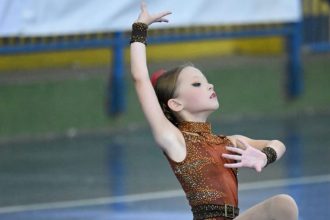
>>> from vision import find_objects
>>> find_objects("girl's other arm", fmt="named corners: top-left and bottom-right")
top-left (223, 135), bottom-right (285, 172)
top-left (229, 135), bottom-right (285, 161)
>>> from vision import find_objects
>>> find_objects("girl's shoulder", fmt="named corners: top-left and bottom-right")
top-left (221, 134), bottom-right (238, 147)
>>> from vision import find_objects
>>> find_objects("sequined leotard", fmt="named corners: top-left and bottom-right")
top-left (164, 121), bottom-right (239, 220)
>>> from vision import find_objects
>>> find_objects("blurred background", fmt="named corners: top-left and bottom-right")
top-left (0, 0), bottom-right (329, 219)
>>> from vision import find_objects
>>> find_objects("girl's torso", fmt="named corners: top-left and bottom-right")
top-left (164, 121), bottom-right (239, 208)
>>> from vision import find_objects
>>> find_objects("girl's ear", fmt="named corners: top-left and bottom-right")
top-left (167, 98), bottom-right (183, 112)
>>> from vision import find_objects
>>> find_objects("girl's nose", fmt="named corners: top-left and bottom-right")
top-left (208, 83), bottom-right (214, 90)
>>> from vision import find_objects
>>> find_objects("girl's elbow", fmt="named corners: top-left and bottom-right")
top-left (279, 140), bottom-right (286, 151)
top-left (130, 72), bottom-right (140, 82)
top-left (131, 72), bottom-right (148, 84)
top-left (272, 140), bottom-right (286, 153)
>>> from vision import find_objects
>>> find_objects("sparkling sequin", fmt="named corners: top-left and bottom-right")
top-left (192, 204), bottom-right (239, 219)
top-left (165, 121), bottom-right (239, 212)
top-left (262, 146), bottom-right (277, 166)
top-left (179, 121), bottom-right (233, 145)
top-left (130, 22), bottom-right (148, 45)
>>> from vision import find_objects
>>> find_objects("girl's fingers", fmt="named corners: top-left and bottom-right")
top-left (222, 153), bottom-right (241, 161)
top-left (224, 162), bottom-right (242, 168)
top-left (226, 146), bottom-right (244, 154)
top-left (156, 19), bottom-right (168, 23)
top-left (236, 138), bottom-right (249, 149)
top-left (159, 11), bottom-right (172, 17)
top-left (157, 18), bottom-right (170, 22)
top-left (154, 11), bottom-right (172, 21)
top-left (255, 165), bottom-right (262, 173)
top-left (141, 1), bottom-right (147, 12)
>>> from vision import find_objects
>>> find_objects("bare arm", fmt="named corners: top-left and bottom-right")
top-left (130, 3), bottom-right (184, 156)
top-left (131, 43), bottom-right (180, 146)
top-left (228, 135), bottom-right (285, 160)
top-left (223, 135), bottom-right (286, 172)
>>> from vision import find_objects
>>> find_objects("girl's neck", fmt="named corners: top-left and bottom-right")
top-left (179, 110), bottom-right (213, 123)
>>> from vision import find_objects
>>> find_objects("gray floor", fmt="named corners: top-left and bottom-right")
top-left (0, 113), bottom-right (329, 220)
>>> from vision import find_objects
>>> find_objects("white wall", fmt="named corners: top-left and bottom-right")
top-left (0, 0), bottom-right (301, 37)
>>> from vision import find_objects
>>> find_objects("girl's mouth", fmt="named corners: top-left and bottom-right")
top-left (210, 92), bottom-right (217, 99)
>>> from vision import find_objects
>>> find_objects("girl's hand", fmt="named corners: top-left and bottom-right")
top-left (222, 139), bottom-right (267, 172)
top-left (136, 1), bottom-right (172, 25)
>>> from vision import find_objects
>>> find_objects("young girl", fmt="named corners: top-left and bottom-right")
top-left (130, 2), bottom-right (299, 220)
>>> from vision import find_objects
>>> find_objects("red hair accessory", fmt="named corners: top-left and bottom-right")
top-left (151, 69), bottom-right (166, 87)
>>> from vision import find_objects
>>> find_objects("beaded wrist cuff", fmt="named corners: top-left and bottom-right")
top-left (261, 147), bottom-right (277, 167)
top-left (130, 22), bottom-right (148, 45)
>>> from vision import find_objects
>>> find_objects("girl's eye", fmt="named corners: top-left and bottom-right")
top-left (192, 82), bottom-right (201, 87)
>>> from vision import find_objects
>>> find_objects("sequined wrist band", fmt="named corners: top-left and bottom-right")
top-left (261, 147), bottom-right (277, 167)
top-left (130, 22), bottom-right (148, 45)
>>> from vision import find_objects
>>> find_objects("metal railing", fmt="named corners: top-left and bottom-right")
top-left (303, 0), bottom-right (330, 52)
top-left (0, 23), bottom-right (304, 115)
top-left (1, 2), bottom-right (329, 115)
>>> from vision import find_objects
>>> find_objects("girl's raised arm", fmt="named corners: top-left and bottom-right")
top-left (130, 3), bottom-right (182, 150)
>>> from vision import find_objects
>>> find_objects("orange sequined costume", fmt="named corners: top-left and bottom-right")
top-left (164, 121), bottom-right (239, 220)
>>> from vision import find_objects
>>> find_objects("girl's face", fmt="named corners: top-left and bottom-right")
top-left (174, 66), bottom-right (219, 117)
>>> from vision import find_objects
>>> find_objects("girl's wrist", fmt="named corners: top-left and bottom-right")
top-left (135, 20), bottom-right (149, 25)
top-left (260, 152), bottom-right (268, 168)
top-left (261, 146), bottom-right (277, 167)
top-left (130, 22), bottom-right (148, 45)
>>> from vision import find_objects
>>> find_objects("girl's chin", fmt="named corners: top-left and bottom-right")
top-left (213, 103), bottom-right (220, 110)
